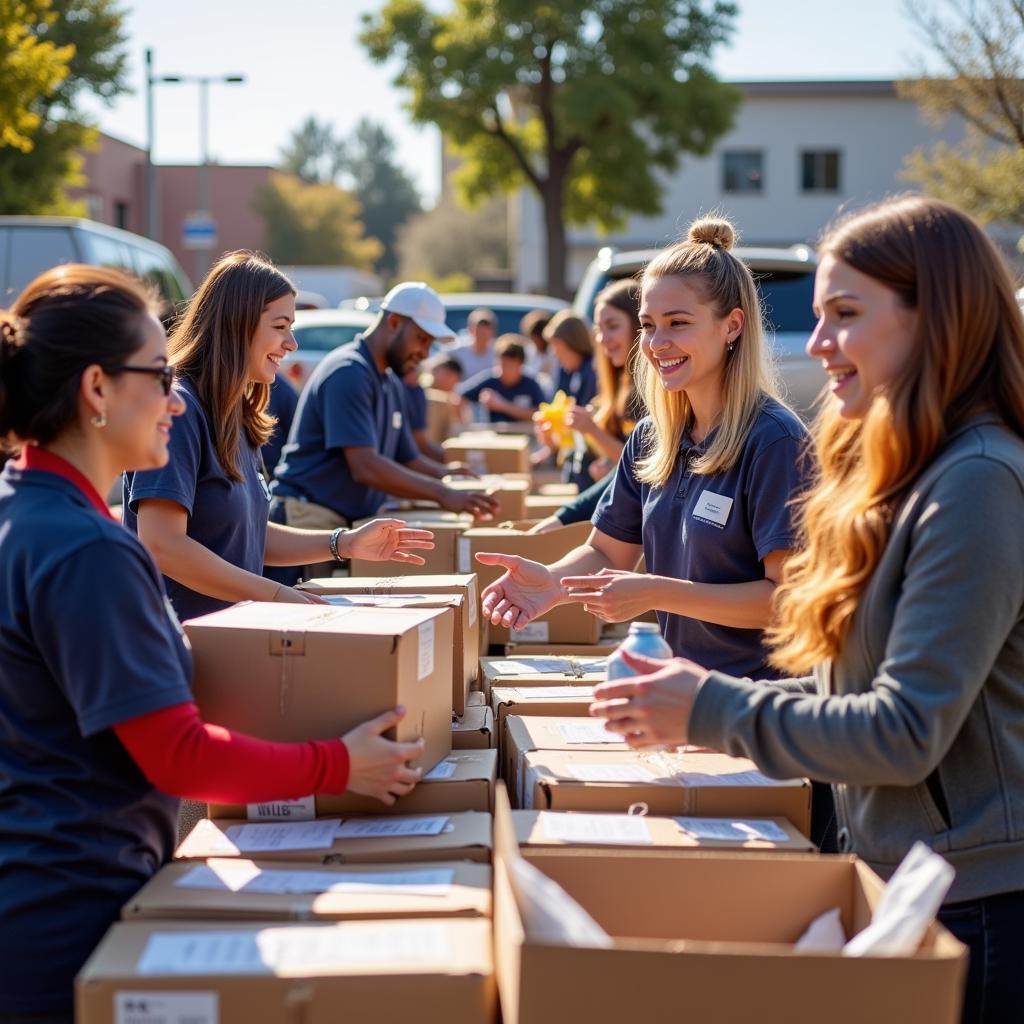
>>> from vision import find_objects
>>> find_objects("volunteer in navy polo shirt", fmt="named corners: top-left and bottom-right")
top-left (474, 216), bottom-right (811, 682)
top-left (272, 281), bottom-right (500, 532)
top-left (0, 264), bottom-right (424, 1020)
top-left (459, 335), bottom-right (547, 424)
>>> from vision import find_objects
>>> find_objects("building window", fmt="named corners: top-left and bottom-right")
top-left (114, 201), bottom-right (129, 229)
top-left (801, 150), bottom-right (841, 193)
top-left (722, 151), bottom-right (764, 194)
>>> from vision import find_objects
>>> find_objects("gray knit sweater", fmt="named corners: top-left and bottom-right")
top-left (690, 415), bottom-right (1024, 901)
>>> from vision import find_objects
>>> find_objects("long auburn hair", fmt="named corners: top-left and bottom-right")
top-left (768, 195), bottom-right (1024, 672)
top-left (634, 215), bottom-right (783, 486)
top-left (169, 251), bottom-right (295, 481)
top-left (591, 278), bottom-right (641, 440)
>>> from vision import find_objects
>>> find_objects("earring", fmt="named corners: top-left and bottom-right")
top-left (90, 412), bottom-right (107, 428)
top-left (727, 341), bottom-right (736, 353)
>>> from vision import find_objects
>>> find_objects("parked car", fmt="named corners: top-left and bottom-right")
top-left (440, 292), bottom-right (569, 338)
top-left (573, 245), bottom-right (824, 414)
top-left (285, 308), bottom-right (374, 390)
top-left (0, 216), bottom-right (192, 316)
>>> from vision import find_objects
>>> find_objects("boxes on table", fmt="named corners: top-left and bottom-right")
top-left (184, 602), bottom-right (453, 771)
top-left (441, 476), bottom-right (529, 523)
top-left (122, 858), bottom-right (492, 922)
top-left (492, 786), bottom-right (966, 1024)
top-left (77, 918), bottom-right (494, 1024)
top-left (443, 433), bottom-right (530, 476)
top-left (490, 687), bottom-right (595, 759)
top-left (480, 654), bottom-right (607, 700)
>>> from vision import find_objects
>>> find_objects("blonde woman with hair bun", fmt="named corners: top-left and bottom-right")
top-left (591, 196), bottom-right (1024, 1022)
top-left (477, 213), bottom-right (810, 682)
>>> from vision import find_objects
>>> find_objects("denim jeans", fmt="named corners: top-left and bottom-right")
top-left (938, 888), bottom-right (1024, 1023)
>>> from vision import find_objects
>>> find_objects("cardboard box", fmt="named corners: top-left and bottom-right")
top-left (457, 521), bottom-right (600, 645)
top-left (520, 748), bottom-right (812, 834)
top-left (301, 572), bottom-right (486, 654)
top-left (175, 812), bottom-right (493, 866)
top-left (466, 691), bottom-right (487, 708)
top-left (295, 580), bottom-right (477, 713)
top-left (123, 859), bottom-right (492, 922)
top-left (453, 704), bottom-right (495, 750)
top-left (210, 751), bottom-right (498, 820)
top-left (349, 517), bottom-right (469, 577)
top-left (443, 433), bottom-right (530, 476)
top-left (490, 687), bottom-right (595, 760)
top-left (77, 919), bottom-right (495, 1024)
top-left (184, 603), bottom-right (453, 772)
top-left (512, 809), bottom-right (814, 854)
top-left (480, 654), bottom-right (607, 700)
top-left (524, 494), bottom-right (567, 519)
top-left (492, 787), bottom-right (966, 1024)
top-left (504, 641), bottom-right (619, 657)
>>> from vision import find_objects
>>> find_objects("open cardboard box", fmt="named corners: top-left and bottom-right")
top-left (520, 748), bottom-right (812, 834)
top-left (210, 751), bottom-right (498, 821)
top-left (457, 521), bottom-right (601, 645)
top-left (175, 813), bottom-right (493, 866)
top-left (184, 603), bottom-right (453, 772)
top-left (122, 859), bottom-right (492, 923)
top-left (493, 785), bottom-right (966, 1024)
top-left (296, 579), bottom-right (478, 713)
top-left (77, 918), bottom-right (495, 1024)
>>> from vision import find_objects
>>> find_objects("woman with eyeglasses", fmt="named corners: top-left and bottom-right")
top-left (0, 265), bottom-right (427, 1022)
top-left (124, 251), bottom-right (433, 623)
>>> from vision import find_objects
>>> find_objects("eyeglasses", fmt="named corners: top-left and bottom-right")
top-left (114, 364), bottom-right (177, 396)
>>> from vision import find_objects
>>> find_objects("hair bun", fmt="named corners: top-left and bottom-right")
top-left (0, 312), bottom-right (21, 362)
top-left (688, 216), bottom-right (735, 251)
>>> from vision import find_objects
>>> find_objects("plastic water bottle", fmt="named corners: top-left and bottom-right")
top-left (605, 622), bottom-right (673, 680)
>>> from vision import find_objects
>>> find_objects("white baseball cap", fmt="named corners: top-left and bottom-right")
top-left (379, 281), bottom-right (455, 340)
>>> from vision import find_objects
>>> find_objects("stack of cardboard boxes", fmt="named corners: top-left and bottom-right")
top-left (75, 429), bottom-right (968, 1020)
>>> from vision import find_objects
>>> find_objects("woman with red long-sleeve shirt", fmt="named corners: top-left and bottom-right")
top-left (0, 265), bottom-right (425, 1023)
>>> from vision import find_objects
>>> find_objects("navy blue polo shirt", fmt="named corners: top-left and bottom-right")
top-left (556, 357), bottom-right (597, 407)
top-left (594, 397), bottom-right (810, 679)
top-left (0, 463), bottom-right (192, 1015)
top-left (124, 377), bottom-right (271, 623)
top-left (459, 369), bottom-right (547, 423)
top-left (272, 337), bottom-right (419, 521)
top-left (263, 371), bottom-right (299, 475)
top-left (403, 380), bottom-right (429, 432)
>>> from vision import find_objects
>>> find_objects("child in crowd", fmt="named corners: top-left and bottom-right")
top-left (458, 335), bottom-right (547, 424)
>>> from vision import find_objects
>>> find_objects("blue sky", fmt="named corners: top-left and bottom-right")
top-left (81, 0), bottom-right (927, 204)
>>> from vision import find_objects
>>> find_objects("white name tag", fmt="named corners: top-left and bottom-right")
top-left (693, 489), bottom-right (733, 528)
top-left (392, 411), bottom-right (403, 430)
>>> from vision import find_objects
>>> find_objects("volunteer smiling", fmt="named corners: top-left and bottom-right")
top-left (0, 266), bottom-right (425, 1022)
top-left (125, 252), bottom-right (432, 621)
top-left (478, 217), bottom-right (810, 680)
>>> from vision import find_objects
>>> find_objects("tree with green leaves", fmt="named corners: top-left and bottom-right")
top-left (899, 0), bottom-right (1024, 227)
top-left (0, 0), bottom-right (129, 213)
top-left (361, 0), bottom-right (740, 297)
top-left (255, 172), bottom-right (383, 268)
top-left (343, 118), bottom-right (422, 278)
top-left (279, 116), bottom-right (346, 185)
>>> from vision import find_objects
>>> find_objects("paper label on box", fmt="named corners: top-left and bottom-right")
top-left (335, 815), bottom-right (450, 838)
top-left (467, 577), bottom-right (477, 625)
top-left (568, 764), bottom-right (657, 783)
top-left (222, 820), bottom-right (340, 853)
top-left (417, 618), bottom-right (435, 679)
top-left (174, 864), bottom-right (455, 896)
top-left (244, 796), bottom-right (316, 821)
top-left (677, 769), bottom-right (780, 787)
top-left (675, 817), bottom-right (790, 842)
top-left (513, 686), bottom-right (595, 699)
top-left (558, 721), bottom-right (626, 744)
top-left (423, 759), bottom-right (457, 780)
top-left (539, 811), bottom-right (653, 845)
top-left (138, 932), bottom-right (267, 975)
top-left (116, 991), bottom-right (218, 1024)
top-left (457, 538), bottom-right (471, 573)
top-left (512, 621), bottom-right (549, 642)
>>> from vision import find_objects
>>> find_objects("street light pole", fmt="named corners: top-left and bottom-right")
top-left (144, 48), bottom-right (158, 241)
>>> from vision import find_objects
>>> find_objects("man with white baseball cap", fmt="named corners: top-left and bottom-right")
top-left (269, 282), bottom-right (498, 581)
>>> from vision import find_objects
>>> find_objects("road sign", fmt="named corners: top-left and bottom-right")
top-left (182, 212), bottom-right (217, 250)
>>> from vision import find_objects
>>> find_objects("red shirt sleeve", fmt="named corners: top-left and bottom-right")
top-left (113, 702), bottom-right (350, 803)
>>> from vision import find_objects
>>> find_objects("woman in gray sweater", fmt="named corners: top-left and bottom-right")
top-left (589, 195), bottom-right (1024, 1024)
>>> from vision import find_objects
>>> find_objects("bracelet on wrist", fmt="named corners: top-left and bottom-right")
top-left (329, 526), bottom-right (347, 562)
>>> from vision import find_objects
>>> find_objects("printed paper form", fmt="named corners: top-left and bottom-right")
top-left (423, 759), bottom-right (457, 780)
top-left (136, 923), bottom-right (453, 975)
top-left (245, 795), bottom-right (316, 821)
top-left (174, 863), bottom-right (456, 896)
top-left (675, 817), bottom-right (790, 842)
top-left (490, 657), bottom-right (606, 676)
top-left (676, 769), bottom-right (780, 787)
top-left (335, 815), bottom-right (450, 838)
top-left (567, 764), bottom-right (657, 783)
top-left (513, 686), bottom-right (595, 699)
top-left (222, 820), bottom-right (341, 853)
top-left (558, 721), bottom-right (626, 744)
top-left (540, 811), bottom-right (652, 845)
top-left (115, 991), bottom-right (218, 1024)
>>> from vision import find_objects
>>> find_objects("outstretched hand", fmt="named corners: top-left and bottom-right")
top-left (476, 551), bottom-right (562, 629)
top-left (341, 519), bottom-right (435, 565)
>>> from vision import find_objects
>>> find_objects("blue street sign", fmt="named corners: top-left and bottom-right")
top-left (182, 212), bottom-right (217, 250)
